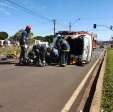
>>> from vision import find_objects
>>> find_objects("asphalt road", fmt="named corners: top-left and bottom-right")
top-left (0, 49), bottom-right (102, 112)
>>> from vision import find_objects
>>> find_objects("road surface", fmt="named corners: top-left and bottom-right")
top-left (0, 49), bottom-right (102, 112)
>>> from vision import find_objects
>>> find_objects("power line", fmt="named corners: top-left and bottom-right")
top-left (5, 0), bottom-right (51, 22)
top-left (71, 18), bottom-right (81, 25)
top-left (4, 0), bottom-right (85, 34)
top-left (57, 21), bottom-right (68, 29)
top-left (4, 0), bottom-right (69, 32)
top-left (68, 18), bottom-right (80, 31)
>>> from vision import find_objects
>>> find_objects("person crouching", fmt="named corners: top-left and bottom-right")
top-left (32, 43), bottom-right (47, 67)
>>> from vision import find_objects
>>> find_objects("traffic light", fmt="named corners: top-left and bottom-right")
top-left (93, 24), bottom-right (97, 29)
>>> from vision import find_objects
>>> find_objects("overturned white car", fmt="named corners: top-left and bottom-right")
top-left (53, 31), bottom-right (95, 65)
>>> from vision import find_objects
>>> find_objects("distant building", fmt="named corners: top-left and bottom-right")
top-left (34, 40), bottom-right (49, 47)
top-left (0, 40), bottom-right (11, 47)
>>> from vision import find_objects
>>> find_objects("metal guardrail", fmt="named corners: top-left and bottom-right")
top-left (90, 49), bottom-right (107, 112)
top-left (61, 49), bottom-right (106, 112)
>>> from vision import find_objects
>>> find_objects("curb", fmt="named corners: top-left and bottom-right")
top-left (60, 50), bottom-right (105, 112)
top-left (90, 50), bottom-right (107, 112)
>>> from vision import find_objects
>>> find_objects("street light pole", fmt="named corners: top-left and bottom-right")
top-left (69, 18), bottom-right (80, 32)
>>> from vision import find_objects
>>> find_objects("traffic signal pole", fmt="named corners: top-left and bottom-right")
top-left (93, 24), bottom-right (113, 31)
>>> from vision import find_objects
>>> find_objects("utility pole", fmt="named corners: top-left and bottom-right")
top-left (53, 19), bottom-right (56, 37)
top-left (69, 22), bottom-right (72, 32)
top-left (69, 18), bottom-right (80, 32)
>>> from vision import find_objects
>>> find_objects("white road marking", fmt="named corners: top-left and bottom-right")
top-left (61, 51), bottom-right (105, 112)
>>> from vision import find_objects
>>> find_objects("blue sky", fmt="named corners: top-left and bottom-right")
top-left (0, 0), bottom-right (113, 41)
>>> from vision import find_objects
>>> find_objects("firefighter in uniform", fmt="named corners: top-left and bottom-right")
top-left (19, 25), bottom-right (31, 64)
top-left (32, 43), bottom-right (47, 66)
top-left (60, 38), bottom-right (70, 67)
top-left (55, 35), bottom-right (70, 66)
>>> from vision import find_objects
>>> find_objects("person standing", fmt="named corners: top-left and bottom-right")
top-left (19, 25), bottom-right (31, 64)
top-left (60, 38), bottom-right (70, 67)
top-left (55, 35), bottom-right (63, 64)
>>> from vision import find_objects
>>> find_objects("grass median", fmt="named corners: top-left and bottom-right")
top-left (101, 48), bottom-right (113, 112)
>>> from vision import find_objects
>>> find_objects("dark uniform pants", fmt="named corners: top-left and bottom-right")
top-left (19, 46), bottom-right (28, 63)
top-left (60, 51), bottom-right (69, 65)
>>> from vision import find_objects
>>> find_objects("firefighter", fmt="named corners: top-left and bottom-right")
top-left (19, 25), bottom-right (31, 64)
top-left (32, 43), bottom-right (47, 67)
top-left (50, 48), bottom-right (59, 64)
top-left (60, 38), bottom-right (70, 67)
top-left (55, 35), bottom-right (63, 53)
top-left (54, 35), bottom-right (64, 64)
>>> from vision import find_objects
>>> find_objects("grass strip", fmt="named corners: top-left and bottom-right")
top-left (101, 48), bottom-right (113, 112)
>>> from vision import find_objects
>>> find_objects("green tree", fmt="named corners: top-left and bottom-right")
top-left (34, 35), bottom-right (54, 44)
top-left (28, 32), bottom-right (34, 45)
top-left (34, 36), bottom-right (45, 41)
top-left (44, 35), bottom-right (54, 44)
top-left (9, 29), bottom-right (23, 42)
top-left (14, 32), bottom-right (22, 41)
top-left (0, 32), bottom-right (8, 40)
top-left (9, 29), bottom-right (34, 44)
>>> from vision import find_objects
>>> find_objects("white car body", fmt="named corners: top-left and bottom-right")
top-left (53, 31), bottom-right (93, 64)
top-left (81, 34), bottom-right (92, 63)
